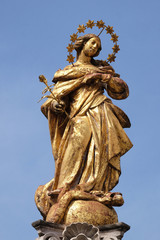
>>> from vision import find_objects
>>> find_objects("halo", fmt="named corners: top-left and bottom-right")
top-left (66, 20), bottom-right (120, 65)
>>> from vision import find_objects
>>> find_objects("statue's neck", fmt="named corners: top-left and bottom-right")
top-left (76, 51), bottom-right (92, 65)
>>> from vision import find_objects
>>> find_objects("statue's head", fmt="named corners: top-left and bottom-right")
top-left (74, 34), bottom-right (102, 59)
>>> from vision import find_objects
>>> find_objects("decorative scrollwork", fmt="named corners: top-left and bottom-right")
top-left (42, 232), bottom-right (60, 240)
top-left (63, 222), bottom-right (99, 240)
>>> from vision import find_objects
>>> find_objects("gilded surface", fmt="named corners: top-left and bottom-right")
top-left (35, 34), bottom-right (133, 225)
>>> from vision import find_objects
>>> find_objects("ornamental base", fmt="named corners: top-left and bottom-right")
top-left (32, 220), bottom-right (130, 240)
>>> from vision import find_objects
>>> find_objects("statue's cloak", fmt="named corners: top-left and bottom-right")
top-left (41, 69), bottom-right (133, 192)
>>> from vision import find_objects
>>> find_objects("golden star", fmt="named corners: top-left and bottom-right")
top-left (86, 20), bottom-right (95, 29)
top-left (67, 43), bottom-right (74, 53)
top-left (111, 33), bottom-right (119, 43)
top-left (70, 33), bottom-right (78, 42)
top-left (112, 44), bottom-right (120, 53)
top-left (77, 24), bottom-right (86, 33)
top-left (96, 20), bottom-right (105, 29)
top-left (107, 53), bottom-right (116, 63)
top-left (67, 54), bottom-right (75, 63)
top-left (106, 25), bottom-right (114, 34)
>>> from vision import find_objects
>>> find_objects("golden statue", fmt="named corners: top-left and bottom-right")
top-left (35, 21), bottom-right (133, 226)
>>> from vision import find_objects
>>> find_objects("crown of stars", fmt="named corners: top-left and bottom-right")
top-left (112, 44), bottom-right (120, 53)
top-left (66, 43), bottom-right (74, 53)
top-left (70, 33), bottom-right (78, 42)
top-left (96, 20), bottom-right (105, 29)
top-left (66, 20), bottom-right (120, 64)
top-left (107, 53), bottom-right (116, 63)
top-left (106, 25), bottom-right (114, 34)
top-left (77, 24), bottom-right (86, 33)
top-left (111, 33), bottom-right (119, 43)
top-left (86, 20), bottom-right (95, 29)
top-left (67, 54), bottom-right (75, 63)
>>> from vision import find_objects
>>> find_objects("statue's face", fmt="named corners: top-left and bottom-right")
top-left (83, 37), bottom-right (101, 57)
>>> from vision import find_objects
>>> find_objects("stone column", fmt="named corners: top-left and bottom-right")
top-left (32, 220), bottom-right (130, 240)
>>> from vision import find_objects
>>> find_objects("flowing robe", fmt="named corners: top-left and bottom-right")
top-left (41, 64), bottom-right (133, 193)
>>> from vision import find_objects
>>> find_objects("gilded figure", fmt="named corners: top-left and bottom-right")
top-left (35, 33), bottom-right (133, 225)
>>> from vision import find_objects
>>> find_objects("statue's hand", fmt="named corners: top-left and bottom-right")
top-left (84, 72), bottom-right (112, 85)
top-left (50, 99), bottom-right (66, 114)
top-left (101, 73), bottom-right (112, 83)
top-left (83, 73), bottom-right (103, 84)
top-left (99, 65), bottom-right (115, 75)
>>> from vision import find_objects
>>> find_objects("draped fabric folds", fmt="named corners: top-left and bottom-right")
top-left (41, 68), bottom-right (133, 194)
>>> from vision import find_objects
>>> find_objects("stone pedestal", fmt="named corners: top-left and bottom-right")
top-left (32, 220), bottom-right (130, 240)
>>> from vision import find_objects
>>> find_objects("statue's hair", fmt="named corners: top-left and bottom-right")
top-left (74, 34), bottom-right (102, 60)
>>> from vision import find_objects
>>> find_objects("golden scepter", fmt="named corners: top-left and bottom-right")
top-left (39, 75), bottom-right (71, 120)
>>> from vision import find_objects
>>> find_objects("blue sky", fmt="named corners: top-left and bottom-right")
top-left (0, 0), bottom-right (160, 239)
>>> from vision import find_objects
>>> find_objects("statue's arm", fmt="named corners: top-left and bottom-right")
top-left (53, 66), bottom-right (84, 82)
top-left (53, 64), bottom-right (113, 83)
top-left (41, 97), bottom-right (52, 118)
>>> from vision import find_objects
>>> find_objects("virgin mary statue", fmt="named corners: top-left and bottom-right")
top-left (35, 34), bottom-right (133, 225)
